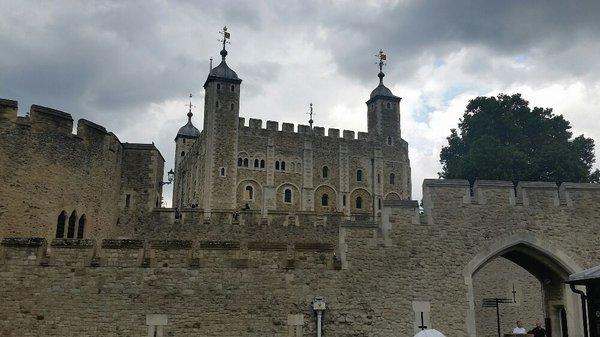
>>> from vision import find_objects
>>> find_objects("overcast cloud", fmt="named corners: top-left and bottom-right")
top-left (1, 0), bottom-right (599, 204)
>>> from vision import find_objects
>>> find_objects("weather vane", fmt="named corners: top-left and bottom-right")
top-left (218, 26), bottom-right (231, 61)
top-left (307, 103), bottom-right (315, 129)
top-left (375, 49), bottom-right (387, 84)
top-left (186, 93), bottom-right (195, 120)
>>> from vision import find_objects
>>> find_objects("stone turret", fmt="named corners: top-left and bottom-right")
top-left (201, 27), bottom-right (242, 216)
top-left (173, 95), bottom-right (200, 208)
top-left (366, 51), bottom-right (402, 145)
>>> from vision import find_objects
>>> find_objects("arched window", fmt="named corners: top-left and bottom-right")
top-left (243, 158), bottom-right (249, 167)
top-left (77, 214), bottom-right (86, 239)
top-left (390, 173), bottom-right (395, 185)
top-left (321, 194), bottom-right (329, 206)
top-left (284, 189), bottom-right (292, 203)
top-left (238, 157), bottom-right (243, 166)
top-left (56, 211), bottom-right (66, 238)
top-left (182, 138), bottom-right (186, 144)
top-left (322, 166), bottom-right (329, 178)
top-left (297, 162), bottom-right (301, 172)
top-left (231, 84), bottom-right (235, 92)
top-left (342, 195), bottom-right (347, 206)
top-left (387, 136), bottom-right (392, 145)
top-left (220, 167), bottom-right (226, 176)
top-left (254, 159), bottom-right (259, 168)
top-left (215, 101), bottom-right (219, 108)
top-left (230, 103), bottom-right (235, 110)
top-left (181, 151), bottom-right (185, 157)
top-left (67, 211), bottom-right (77, 239)
top-left (244, 185), bottom-right (254, 200)
top-left (356, 169), bottom-right (363, 181)
top-left (377, 174), bottom-right (381, 183)
top-left (356, 197), bottom-right (363, 209)
top-left (260, 159), bottom-right (265, 168)
top-left (217, 83), bottom-right (221, 90)
top-left (281, 161), bottom-right (286, 171)
top-left (386, 102), bottom-right (391, 109)
top-left (275, 161), bottom-right (280, 170)
top-left (378, 198), bottom-right (382, 210)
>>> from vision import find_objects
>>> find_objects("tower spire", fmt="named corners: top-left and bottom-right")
top-left (218, 26), bottom-right (231, 61)
top-left (376, 49), bottom-right (387, 85)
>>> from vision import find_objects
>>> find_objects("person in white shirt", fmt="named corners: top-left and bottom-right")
top-left (513, 320), bottom-right (527, 334)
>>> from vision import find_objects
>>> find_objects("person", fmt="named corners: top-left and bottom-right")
top-left (528, 321), bottom-right (547, 337)
top-left (512, 320), bottom-right (527, 334)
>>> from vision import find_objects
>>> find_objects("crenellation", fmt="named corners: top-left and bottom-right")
top-left (343, 130), bottom-right (355, 139)
top-left (281, 122), bottom-right (294, 132)
top-left (0, 98), bottom-right (18, 125)
top-left (357, 131), bottom-right (369, 140)
top-left (297, 124), bottom-right (310, 134)
top-left (313, 126), bottom-right (325, 136)
top-left (328, 128), bottom-right (340, 138)
top-left (238, 117), bottom-right (245, 127)
top-left (559, 182), bottom-right (600, 206)
top-left (266, 120), bottom-right (278, 130)
top-left (473, 180), bottom-right (515, 205)
top-left (77, 118), bottom-right (108, 144)
top-left (249, 118), bottom-right (262, 128)
top-left (517, 181), bottom-right (559, 207)
top-left (30, 104), bottom-right (74, 134)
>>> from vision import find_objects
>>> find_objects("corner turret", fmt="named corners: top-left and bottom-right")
top-left (366, 49), bottom-right (402, 144)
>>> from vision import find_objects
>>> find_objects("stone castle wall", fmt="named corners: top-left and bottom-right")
top-left (2, 179), bottom-right (599, 336)
top-left (0, 99), bottom-right (164, 242)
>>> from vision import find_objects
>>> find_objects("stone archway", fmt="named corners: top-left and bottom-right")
top-left (464, 233), bottom-right (584, 337)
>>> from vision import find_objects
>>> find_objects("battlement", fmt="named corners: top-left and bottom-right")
top-left (422, 179), bottom-right (600, 210)
top-left (0, 98), bottom-right (132, 147)
top-left (237, 115), bottom-right (373, 141)
top-left (1, 237), bottom-right (339, 270)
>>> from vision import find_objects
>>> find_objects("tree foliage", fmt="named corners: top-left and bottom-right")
top-left (440, 93), bottom-right (600, 184)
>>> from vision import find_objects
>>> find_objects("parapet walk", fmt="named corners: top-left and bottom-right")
top-left (0, 238), bottom-right (341, 270)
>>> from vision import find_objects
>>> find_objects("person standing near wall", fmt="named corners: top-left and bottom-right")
top-left (513, 320), bottom-right (527, 334)
top-left (527, 321), bottom-right (547, 337)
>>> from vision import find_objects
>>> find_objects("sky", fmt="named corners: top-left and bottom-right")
top-left (1, 0), bottom-right (600, 204)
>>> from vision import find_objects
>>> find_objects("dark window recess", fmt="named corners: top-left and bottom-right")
top-left (217, 83), bottom-right (221, 90)
top-left (357, 169), bottom-right (363, 181)
top-left (230, 84), bottom-right (235, 92)
top-left (77, 215), bottom-right (86, 239)
top-left (238, 157), bottom-right (243, 166)
top-left (181, 151), bottom-right (185, 157)
top-left (260, 159), bottom-right (265, 168)
top-left (321, 194), bottom-right (329, 206)
top-left (67, 211), bottom-right (77, 238)
top-left (284, 189), bottom-right (292, 203)
top-left (243, 158), bottom-right (248, 167)
top-left (275, 161), bottom-right (280, 170)
top-left (356, 197), bottom-right (363, 209)
top-left (254, 159), bottom-right (259, 168)
top-left (390, 173), bottom-right (395, 185)
top-left (342, 195), bottom-right (347, 206)
top-left (125, 194), bottom-right (131, 208)
top-left (220, 167), bottom-right (225, 176)
top-left (322, 166), bottom-right (329, 178)
top-left (56, 211), bottom-right (66, 238)
top-left (281, 161), bottom-right (286, 171)
top-left (378, 198), bottom-right (382, 210)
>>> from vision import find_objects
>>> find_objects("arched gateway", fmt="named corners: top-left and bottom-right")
top-left (464, 233), bottom-right (584, 337)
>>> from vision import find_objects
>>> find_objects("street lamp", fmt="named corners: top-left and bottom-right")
top-left (160, 169), bottom-right (175, 186)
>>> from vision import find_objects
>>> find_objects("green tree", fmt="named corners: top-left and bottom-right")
top-left (440, 93), bottom-right (600, 184)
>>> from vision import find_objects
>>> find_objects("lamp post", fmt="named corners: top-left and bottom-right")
top-left (313, 297), bottom-right (326, 337)
top-left (160, 169), bottom-right (175, 186)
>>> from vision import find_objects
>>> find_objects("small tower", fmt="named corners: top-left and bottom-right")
top-left (173, 94), bottom-right (200, 207)
top-left (201, 26), bottom-right (242, 215)
top-left (366, 49), bottom-right (401, 145)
